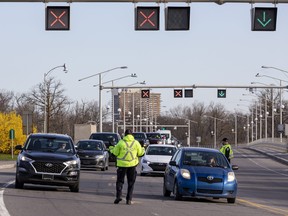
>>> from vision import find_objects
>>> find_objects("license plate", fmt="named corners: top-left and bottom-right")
top-left (42, 174), bottom-right (54, 180)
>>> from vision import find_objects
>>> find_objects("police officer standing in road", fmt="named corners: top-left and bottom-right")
top-left (220, 138), bottom-right (233, 163)
top-left (109, 129), bottom-right (145, 205)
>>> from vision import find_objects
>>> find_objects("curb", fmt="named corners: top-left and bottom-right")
top-left (247, 147), bottom-right (288, 166)
top-left (0, 163), bottom-right (16, 170)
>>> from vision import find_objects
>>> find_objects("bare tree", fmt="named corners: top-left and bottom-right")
top-left (26, 77), bottom-right (71, 133)
top-left (0, 90), bottom-right (14, 112)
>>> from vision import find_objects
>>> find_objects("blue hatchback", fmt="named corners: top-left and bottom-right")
top-left (163, 147), bottom-right (238, 203)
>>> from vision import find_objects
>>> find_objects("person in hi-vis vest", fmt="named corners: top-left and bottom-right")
top-left (109, 129), bottom-right (145, 205)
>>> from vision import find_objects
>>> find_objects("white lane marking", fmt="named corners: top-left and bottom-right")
top-left (0, 180), bottom-right (14, 216)
top-left (235, 149), bottom-right (288, 177)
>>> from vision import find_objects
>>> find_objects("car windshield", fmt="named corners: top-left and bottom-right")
top-left (182, 151), bottom-right (229, 168)
top-left (77, 141), bottom-right (103, 151)
top-left (146, 133), bottom-right (161, 139)
top-left (146, 146), bottom-right (176, 156)
top-left (25, 137), bottom-right (74, 154)
top-left (90, 134), bottom-right (118, 142)
top-left (133, 133), bottom-right (145, 139)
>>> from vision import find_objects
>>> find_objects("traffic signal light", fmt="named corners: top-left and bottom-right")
top-left (251, 7), bottom-right (277, 31)
top-left (135, 7), bottom-right (160, 31)
top-left (46, 6), bottom-right (70, 31)
top-left (141, 89), bottom-right (150, 98)
top-left (174, 89), bottom-right (183, 98)
top-left (217, 89), bottom-right (227, 98)
top-left (165, 7), bottom-right (190, 31)
top-left (184, 89), bottom-right (193, 98)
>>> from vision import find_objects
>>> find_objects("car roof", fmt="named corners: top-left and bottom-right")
top-left (91, 132), bottom-right (120, 135)
top-left (147, 144), bottom-right (176, 148)
top-left (181, 147), bottom-right (220, 153)
top-left (28, 133), bottom-right (72, 139)
top-left (77, 139), bottom-right (104, 143)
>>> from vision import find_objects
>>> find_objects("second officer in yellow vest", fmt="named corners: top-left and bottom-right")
top-left (109, 129), bottom-right (145, 205)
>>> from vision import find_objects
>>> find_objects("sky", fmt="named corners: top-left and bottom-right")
top-left (1, 2), bottom-right (288, 115)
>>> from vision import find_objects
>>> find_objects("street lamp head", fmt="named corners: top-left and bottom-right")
top-left (63, 64), bottom-right (68, 73)
top-left (131, 73), bottom-right (137, 78)
top-left (139, 81), bottom-right (146, 85)
top-left (120, 66), bottom-right (128, 69)
top-left (255, 73), bottom-right (261, 77)
top-left (261, 66), bottom-right (269, 69)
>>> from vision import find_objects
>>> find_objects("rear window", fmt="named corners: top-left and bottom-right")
top-left (146, 146), bottom-right (176, 156)
top-left (90, 134), bottom-right (119, 142)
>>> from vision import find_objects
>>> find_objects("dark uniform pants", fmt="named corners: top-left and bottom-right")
top-left (116, 166), bottom-right (137, 201)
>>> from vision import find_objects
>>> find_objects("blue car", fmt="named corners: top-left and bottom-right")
top-left (163, 147), bottom-right (238, 203)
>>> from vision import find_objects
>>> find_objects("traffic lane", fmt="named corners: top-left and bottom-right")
top-left (0, 168), bottom-right (15, 188)
top-left (234, 148), bottom-right (288, 211)
top-left (3, 166), bottom-right (280, 216)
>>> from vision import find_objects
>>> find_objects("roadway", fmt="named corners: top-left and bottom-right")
top-left (0, 146), bottom-right (287, 216)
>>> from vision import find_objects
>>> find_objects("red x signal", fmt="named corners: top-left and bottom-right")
top-left (174, 89), bottom-right (183, 98)
top-left (141, 90), bottom-right (150, 98)
top-left (46, 6), bottom-right (70, 31)
top-left (135, 7), bottom-right (160, 31)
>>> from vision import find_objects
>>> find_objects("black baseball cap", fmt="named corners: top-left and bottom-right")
top-left (124, 129), bottom-right (133, 136)
top-left (222, 138), bottom-right (228, 142)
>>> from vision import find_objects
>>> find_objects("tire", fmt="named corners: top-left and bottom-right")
top-left (15, 175), bottom-right (24, 189)
top-left (140, 172), bottom-right (146, 176)
top-left (227, 198), bottom-right (236, 204)
top-left (173, 181), bottom-right (182, 200)
top-left (101, 167), bottom-right (105, 171)
top-left (163, 180), bottom-right (171, 197)
top-left (69, 182), bottom-right (79, 192)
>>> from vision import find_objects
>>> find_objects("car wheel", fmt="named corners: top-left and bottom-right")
top-left (227, 198), bottom-right (236, 204)
top-left (140, 172), bottom-right (146, 176)
top-left (173, 181), bottom-right (182, 200)
top-left (15, 175), bottom-right (24, 189)
top-left (69, 182), bottom-right (79, 192)
top-left (101, 167), bottom-right (105, 171)
top-left (163, 180), bottom-right (171, 197)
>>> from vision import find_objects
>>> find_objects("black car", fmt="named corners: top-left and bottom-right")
top-left (76, 139), bottom-right (109, 171)
top-left (89, 132), bottom-right (121, 162)
top-left (146, 132), bottom-right (163, 144)
top-left (132, 132), bottom-right (150, 148)
top-left (15, 133), bottom-right (80, 192)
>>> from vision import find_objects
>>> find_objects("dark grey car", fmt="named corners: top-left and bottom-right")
top-left (15, 133), bottom-right (80, 192)
top-left (76, 139), bottom-right (109, 171)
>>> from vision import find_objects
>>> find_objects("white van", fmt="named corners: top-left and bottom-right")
top-left (157, 130), bottom-right (172, 144)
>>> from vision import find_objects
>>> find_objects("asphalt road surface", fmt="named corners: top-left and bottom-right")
top-left (0, 147), bottom-right (287, 216)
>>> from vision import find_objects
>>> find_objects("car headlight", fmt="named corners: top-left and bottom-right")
top-left (65, 159), bottom-right (79, 166)
top-left (228, 172), bottom-right (235, 182)
top-left (20, 156), bottom-right (33, 162)
top-left (142, 159), bottom-right (150, 164)
top-left (95, 155), bottom-right (104, 159)
top-left (180, 169), bottom-right (191, 179)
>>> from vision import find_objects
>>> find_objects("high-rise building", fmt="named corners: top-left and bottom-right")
top-left (114, 89), bottom-right (161, 130)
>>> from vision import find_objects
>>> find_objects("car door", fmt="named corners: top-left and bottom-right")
top-left (165, 149), bottom-right (182, 191)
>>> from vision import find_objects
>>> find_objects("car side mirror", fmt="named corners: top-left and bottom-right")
top-left (169, 161), bottom-right (177, 166)
top-left (15, 145), bottom-right (23, 150)
top-left (232, 165), bottom-right (239, 170)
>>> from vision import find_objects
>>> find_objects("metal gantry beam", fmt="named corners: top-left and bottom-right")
top-left (102, 84), bottom-right (286, 90)
top-left (2, 0), bottom-right (288, 3)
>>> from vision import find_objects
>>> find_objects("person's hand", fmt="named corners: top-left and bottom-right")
top-left (109, 146), bottom-right (114, 152)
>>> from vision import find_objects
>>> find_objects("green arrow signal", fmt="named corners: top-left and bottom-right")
top-left (218, 90), bottom-right (226, 98)
top-left (257, 11), bottom-right (272, 27)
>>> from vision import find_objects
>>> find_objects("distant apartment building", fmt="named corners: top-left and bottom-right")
top-left (113, 89), bottom-right (161, 127)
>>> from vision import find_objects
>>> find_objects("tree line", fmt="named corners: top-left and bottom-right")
top-left (0, 76), bottom-right (286, 149)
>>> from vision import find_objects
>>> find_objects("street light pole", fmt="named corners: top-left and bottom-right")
top-left (78, 66), bottom-right (128, 132)
top-left (94, 73), bottom-right (137, 133)
top-left (255, 73), bottom-right (288, 142)
top-left (43, 64), bottom-right (67, 133)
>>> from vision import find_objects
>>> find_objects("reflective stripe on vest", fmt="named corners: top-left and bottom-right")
top-left (117, 140), bottom-right (136, 162)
